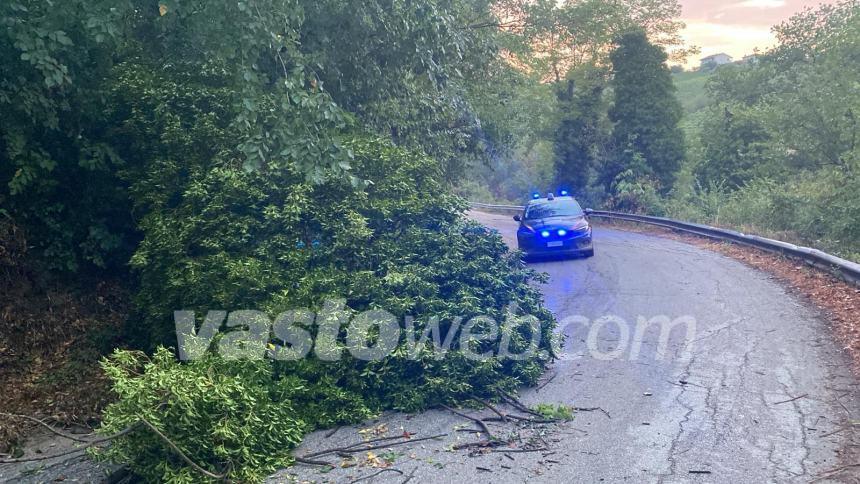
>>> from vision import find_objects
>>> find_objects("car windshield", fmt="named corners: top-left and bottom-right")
top-left (524, 200), bottom-right (583, 220)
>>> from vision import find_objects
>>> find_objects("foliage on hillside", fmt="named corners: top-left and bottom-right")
top-left (672, 69), bottom-right (712, 114)
top-left (667, 0), bottom-right (860, 261)
top-left (455, 0), bottom-right (690, 205)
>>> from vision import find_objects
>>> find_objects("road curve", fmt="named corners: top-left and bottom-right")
top-left (474, 210), bottom-right (860, 482)
top-left (279, 210), bottom-right (860, 483)
top-left (4, 212), bottom-right (857, 484)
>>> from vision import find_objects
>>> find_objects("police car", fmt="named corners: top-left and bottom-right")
top-left (513, 191), bottom-right (594, 259)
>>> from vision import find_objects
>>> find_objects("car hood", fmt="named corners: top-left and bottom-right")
top-left (522, 215), bottom-right (590, 231)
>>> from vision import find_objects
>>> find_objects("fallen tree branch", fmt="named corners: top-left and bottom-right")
top-left (0, 424), bottom-right (140, 464)
top-left (139, 418), bottom-right (227, 481)
top-left (0, 413), bottom-right (94, 443)
top-left (441, 404), bottom-right (495, 440)
top-left (299, 433), bottom-right (447, 461)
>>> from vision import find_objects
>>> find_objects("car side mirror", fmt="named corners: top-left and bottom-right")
top-left (584, 208), bottom-right (594, 216)
top-left (513, 214), bottom-right (521, 222)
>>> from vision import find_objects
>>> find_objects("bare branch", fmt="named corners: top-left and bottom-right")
top-left (138, 418), bottom-right (227, 481)
top-left (0, 413), bottom-right (93, 443)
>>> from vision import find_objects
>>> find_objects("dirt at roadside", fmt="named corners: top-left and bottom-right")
top-left (0, 219), bottom-right (129, 455)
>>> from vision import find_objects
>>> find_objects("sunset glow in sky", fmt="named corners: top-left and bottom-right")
top-left (678, 0), bottom-right (822, 67)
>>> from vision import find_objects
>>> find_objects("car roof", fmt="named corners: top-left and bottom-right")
top-left (527, 195), bottom-right (577, 205)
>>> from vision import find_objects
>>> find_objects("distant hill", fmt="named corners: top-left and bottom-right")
top-left (672, 69), bottom-right (712, 115)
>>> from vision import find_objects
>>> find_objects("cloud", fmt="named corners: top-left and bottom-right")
top-left (679, 22), bottom-right (776, 66)
top-left (734, 0), bottom-right (786, 9)
top-left (684, 22), bottom-right (775, 44)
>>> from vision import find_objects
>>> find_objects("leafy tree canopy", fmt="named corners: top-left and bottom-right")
top-left (606, 30), bottom-right (685, 192)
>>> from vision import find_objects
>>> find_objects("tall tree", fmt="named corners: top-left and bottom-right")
top-left (300, 0), bottom-right (504, 180)
top-left (553, 67), bottom-right (609, 195)
top-left (606, 30), bottom-right (684, 191)
top-left (0, 0), bottom-right (507, 270)
top-left (506, 0), bottom-right (693, 83)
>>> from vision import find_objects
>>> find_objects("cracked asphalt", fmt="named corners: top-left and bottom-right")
top-left (280, 210), bottom-right (860, 483)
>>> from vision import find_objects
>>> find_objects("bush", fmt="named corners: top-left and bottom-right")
top-left (606, 169), bottom-right (665, 215)
top-left (95, 134), bottom-right (556, 481)
top-left (665, 170), bottom-right (860, 261)
top-left (94, 349), bottom-right (316, 483)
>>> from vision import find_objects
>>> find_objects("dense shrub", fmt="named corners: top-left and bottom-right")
top-left (94, 133), bottom-right (555, 481)
top-left (605, 168), bottom-right (666, 215)
top-left (665, 171), bottom-right (860, 261)
top-left (96, 349), bottom-right (323, 483)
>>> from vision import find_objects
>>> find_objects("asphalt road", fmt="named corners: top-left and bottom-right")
top-left (280, 210), bottom-right (860, 483)
top-left (4, 211), bottom-right (858, 483)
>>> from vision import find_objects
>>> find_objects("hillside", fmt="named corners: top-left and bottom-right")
top-left (672, 69), bottom-right (712, 114)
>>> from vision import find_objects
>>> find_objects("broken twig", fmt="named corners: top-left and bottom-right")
top-left (0, 413), bottom-right (93, 443)
top-left (571, 406), bottom-right (611, 419)
top-left (535, 372), bottom-right (558, 392)
top-left (299, 433), bottom-right (446, 461)
top-left (349, 468), bottom-right (403, 483)
top-left (773, 394), bottom-right (808, 405)
top-left (0, 424), bottom-right (140, 464)
top-left (441, 404), bottom-right (495, 440)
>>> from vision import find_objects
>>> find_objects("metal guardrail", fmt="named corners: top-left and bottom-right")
top-left (469, 202), bottom-right (524, 215)
top-left (469, 202), bottom-right (860, 286)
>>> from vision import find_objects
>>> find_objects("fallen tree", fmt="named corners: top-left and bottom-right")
top-left (89, 133), bottom-right (556, 481)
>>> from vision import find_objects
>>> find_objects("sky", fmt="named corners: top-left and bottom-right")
top-left (678, 0), bottom-right (823, 67)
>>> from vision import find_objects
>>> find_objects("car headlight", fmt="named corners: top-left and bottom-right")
top-left (540, 230), bottom-right (551, 238)
top-left (557, 229), bottom-right (567, 236)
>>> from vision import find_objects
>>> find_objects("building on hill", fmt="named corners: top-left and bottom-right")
top-left (740, 54), bottom-right (759, 65)
top-left (700, 53), bottom-right (732, 70)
